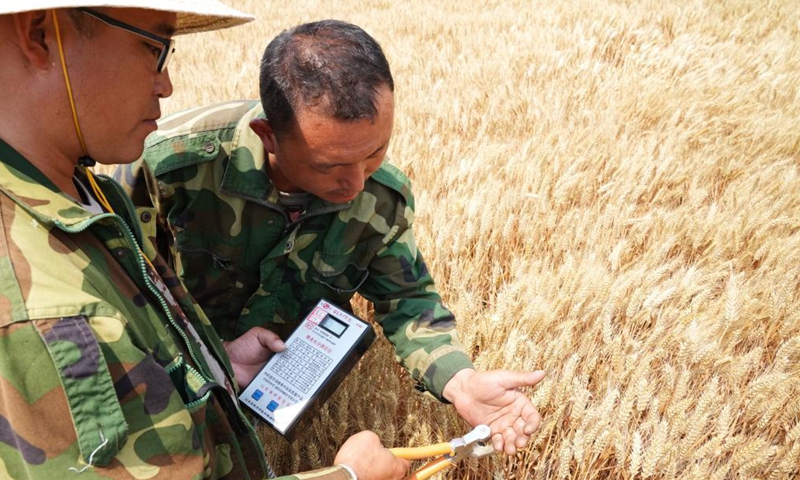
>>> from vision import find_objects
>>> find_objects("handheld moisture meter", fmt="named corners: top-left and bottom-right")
top-left (239, 299), bottom-right (375, 441)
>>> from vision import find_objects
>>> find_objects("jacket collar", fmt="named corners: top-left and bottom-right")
top-left (0, 137), bottom-right (101, 228)
top-left (217, 103), bottom-right (279, 203)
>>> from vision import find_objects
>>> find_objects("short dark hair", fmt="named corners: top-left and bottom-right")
top-left (259, 19), bottom-right (394, 137)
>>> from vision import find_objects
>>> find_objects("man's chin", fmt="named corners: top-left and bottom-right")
top-left (325, 192), bottom-right (359, 203)
top-left (91, 146), bottom-right (146, 166)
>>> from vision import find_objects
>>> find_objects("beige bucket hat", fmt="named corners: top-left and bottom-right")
top-left (0, 0), bottom-right (253, 34)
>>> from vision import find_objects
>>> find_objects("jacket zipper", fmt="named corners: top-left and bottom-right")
top-left (53, 177), bottom-right (208, 379)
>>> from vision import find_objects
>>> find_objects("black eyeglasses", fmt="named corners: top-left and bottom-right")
top-left (77, 8), bottom-right (175, 73)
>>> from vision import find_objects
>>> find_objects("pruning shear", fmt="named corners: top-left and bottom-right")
top-left (389, 425), bottom-right (494, 480)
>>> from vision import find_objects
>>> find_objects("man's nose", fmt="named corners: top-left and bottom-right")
top-left (349, 167), bottom-right (369, 192)
top-left (337, 165), bottom-right (360, 192)
top-left (156, 67), bottom-right (174, 98)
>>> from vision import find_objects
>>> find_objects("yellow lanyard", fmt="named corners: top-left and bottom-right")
top-left (52, 10), bottom-right (115, 215)
top-left (52, 10), bottom-right (116, 215)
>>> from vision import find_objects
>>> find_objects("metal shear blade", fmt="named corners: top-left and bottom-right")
top-left (389, 424), bottom-right (495, 480)
top-left (447, 424), bottom-right (494, 462)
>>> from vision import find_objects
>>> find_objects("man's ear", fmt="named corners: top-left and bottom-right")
top-left (249, 118), bottom-right (277, 154)
top-left (13, 11), bottom-right (53, 70)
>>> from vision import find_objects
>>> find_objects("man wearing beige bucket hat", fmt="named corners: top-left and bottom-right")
top-left (0, 2), bottom-right (408, 479)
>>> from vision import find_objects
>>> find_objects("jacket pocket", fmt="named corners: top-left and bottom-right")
top-left (310, 250), bottom-right (371, 294)
top-left (33, 316), bottom-right (128, 468)
top-left (172, 229), bottom-right (255, 310)
top-left (173, 228), bottom-right (243, 269)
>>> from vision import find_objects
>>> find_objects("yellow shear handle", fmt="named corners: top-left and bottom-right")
top-left (389, 443), bottom-right (455, 480)
top-left (407, 456), bottom-right (452, 480)
top-left (389, 442), bottom-right (452, 460)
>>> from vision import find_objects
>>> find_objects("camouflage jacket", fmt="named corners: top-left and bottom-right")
top-left (0, 138), bottom-right (351, 480)
top-left (116, 100), bottom-right (474, 399)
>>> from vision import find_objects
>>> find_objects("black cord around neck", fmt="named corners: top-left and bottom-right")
top-left (78, 156), bottom-right (96, 167)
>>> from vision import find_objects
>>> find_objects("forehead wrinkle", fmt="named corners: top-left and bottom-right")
top-left (306, 137), bottom-right (390, 167)
top-left (304, 121), bottom-right (386, 150)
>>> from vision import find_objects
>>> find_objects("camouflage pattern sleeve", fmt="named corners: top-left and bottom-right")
top-left (365, 237), bottom-right (475, 401)
top-left (349, 173), bottom-right (475, 401)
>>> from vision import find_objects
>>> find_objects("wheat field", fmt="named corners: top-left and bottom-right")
top-left (143, 0), bottom-right (800, 478)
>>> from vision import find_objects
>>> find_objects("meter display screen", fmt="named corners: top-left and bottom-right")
top-left (319, 314), bottom-right (348, 338)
